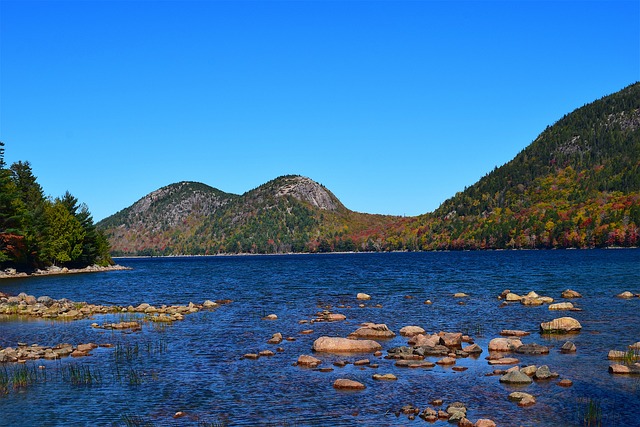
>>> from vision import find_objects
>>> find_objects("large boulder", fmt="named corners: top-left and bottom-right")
top-left (312, 336), bottom-right (382, 354)
top-left (540, 317), bottom-right (582, 334)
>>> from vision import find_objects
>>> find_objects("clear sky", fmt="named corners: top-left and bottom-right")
top-left (1, 0), bottom-right (639, 221)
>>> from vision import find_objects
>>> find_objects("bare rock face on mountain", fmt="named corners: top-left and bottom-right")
top-left (275, 176), bottom-right (340, 211)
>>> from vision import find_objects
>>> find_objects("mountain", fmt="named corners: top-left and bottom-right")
top-left (99, 83), bottom-right (640, 255)
top-left (393, 82), bottom-right (640, 250)
top-left (98, 175), bottom-right (400, 255)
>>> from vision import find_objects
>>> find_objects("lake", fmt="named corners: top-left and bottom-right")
top-left (1, 250), bottom-right (639, 426)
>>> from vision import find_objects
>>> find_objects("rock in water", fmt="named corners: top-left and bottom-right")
top-left (333, 378), bottom-right (365, 390)
top-left (540, 317), bottom-right (582, 334)
top-left (312, 336), bottom-right (382, 353)
top-left (499, 370), bottom-right (533, 384)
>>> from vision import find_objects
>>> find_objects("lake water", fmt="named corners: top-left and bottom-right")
top-left (0, 250), bottom-right (639, 426)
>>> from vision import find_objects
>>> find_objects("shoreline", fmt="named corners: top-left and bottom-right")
top-left (0, 264), bottom-right (131, 280)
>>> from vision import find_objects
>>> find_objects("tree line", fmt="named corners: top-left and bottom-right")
top-left (0, 142), bottom-right (112, 270)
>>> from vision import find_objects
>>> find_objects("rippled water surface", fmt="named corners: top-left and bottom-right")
top-left (0, 250), bottom-right (639, 426)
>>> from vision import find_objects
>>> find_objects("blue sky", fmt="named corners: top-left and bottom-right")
top-left (1, 0), bottom-right (638, 221)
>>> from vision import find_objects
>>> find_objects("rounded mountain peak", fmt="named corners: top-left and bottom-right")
top-left (274, 176), bottom-right (342, 211)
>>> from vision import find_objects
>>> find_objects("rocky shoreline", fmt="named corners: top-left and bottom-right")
top-left (0, 264), bottom-right (131, 280)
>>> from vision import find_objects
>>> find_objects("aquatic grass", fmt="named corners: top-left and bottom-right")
top-left (114, 342), bottom-right (140, 362)
top-left (61, 363), bottom-right (102, 385)
top-left (576, 398), bottom-right (603, 427)
top-left (622, 348), bottom-right (640, 365)
top-left (10, 364), bottom-right (42, 389)
top-left (0, 366), bottom-right (9, 395)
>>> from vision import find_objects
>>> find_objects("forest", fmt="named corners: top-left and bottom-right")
top-left (0, 142), bottom-right (112, 270)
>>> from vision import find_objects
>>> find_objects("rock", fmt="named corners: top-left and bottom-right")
top-left (499, 370), bottom-right (533, 384)
top-left (349, 323), bottom-right (396, 340)
top-left (424, 299), bottom-right (433, 304)
top-left (202, 300), bottom-right (218, 308)
top-left (395, 360), bottom-right (435, 368)
top-left (608, 350), bottom-right (628, 360)
top-left (475, 420), bottom-right (497, 427)
top-left (439, 332), bottom-right (463, 348)
top-left (462, 343), bottom-right (483, 354)
top-left (534, 365), bottom-right (558, 380)
top-left (333, 379), bottom-right (365, 390)
top-left (436, 357), bottom-right (456, 365)
top-left (509, 391), bottom-right (536, 406)
top-left (458, 417), bottom-right (474, 427)
top-left (630, 342), bottom-right (640, 350)
top-left (516, 343), bottom-right (550, 355)
top-left (549, 302), bottom-right (574, 310)
top-left (500, 329), bottom-right (530, 337)
top-left (372, 373), bottom-right (397, 381)
top-left (258, 350), bottom-right (274, 357)
top-left (617, 291), bottom-right (635, 299)
top-left (488, 337), bottom-right (523, 352)
top-left (312, 336), bottom-right (382, 354)
top-left (354, 359), bottom-right (370, 366)
top-left (356, 293), bottom-right (371, 300)
top-left (521, 296), bottom-right (544, 306)
top-left (540, 317), bottom-right (582, 334)
top-left (561, 289), bottom-right (582, 298)
top-left (408, 333), bottom-right (440, 347)
top-left (70, 350), bottom-right (88, 358)
top-left (243, 353), bottom-right (259, 360)
top-left (262, 314), bottom-right (278, 320)
top-left (399, 325), bottom-right (425, 337)
top-left (609, 364), bottom-right (640, 375)
top-left (505, 292), bottom-right (522, 301)
top-left (520, 365), bottom-right (537, 376)
top-left (297, 355), bottom-right (322, 367)
top-left (560, 341), bottom-right (577, 353)
top-left (558, 379), bottom-right (574, 387)
top-left (488, 357), bottom-right (520, 365)
top-left (324, 313), bottom-right (346, 322)
top-left (76, 343), bottom-right (97, 352)
top-left (268, 333), bottom-right (283, 344)
top-left (453, 292), bottom-right (469, 298)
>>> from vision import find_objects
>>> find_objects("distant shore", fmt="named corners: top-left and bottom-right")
top-left (0, 264), bottom-right (131, 280)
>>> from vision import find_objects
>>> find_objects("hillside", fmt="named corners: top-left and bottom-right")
top-left (98, 175), bottom-right (400, 255)
top-left (391, 82), bottom-right (640, 250)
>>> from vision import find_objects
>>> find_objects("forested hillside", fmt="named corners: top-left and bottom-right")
top-left (99, 175), bottom-right (400, 255)
top-left (0, 142), bottom-right (113, 270)
top-left (386, 82), bottom-right (640, 250)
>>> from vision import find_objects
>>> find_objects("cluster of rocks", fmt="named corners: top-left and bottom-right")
top-left (498, 289), bottom-right (584, 311)
top-left (0, 292), bottom-right (227, 322)
top-left (392, 400), bottom-right (495, 426)
top-left (0, 264), bottom-right (131, 279)
top-left (608, 341), bottom-right (640, 375)
top-left (0, 342), bottom-right (105, 363)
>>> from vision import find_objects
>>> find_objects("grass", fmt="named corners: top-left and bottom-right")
top-left (623, 348), bottom-right (640, 365)
top-left (61, 363), bottom-right (102, 385)
top-left (0, 366), bottom-right (9, 395)
top-left (577, 398), bottom-right (602, 427)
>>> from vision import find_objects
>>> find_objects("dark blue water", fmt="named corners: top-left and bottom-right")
top-left (0, 250), bottom-right (639, 426)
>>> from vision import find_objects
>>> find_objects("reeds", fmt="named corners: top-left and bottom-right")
top-left (577, 398), bottom-right (602, 427)
top-left (0, 364), bottom-right (46, 394)
top-left (61, 363), bottom-right (102, 385)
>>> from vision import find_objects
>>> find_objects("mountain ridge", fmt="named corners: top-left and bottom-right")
top-left (98, 82), bottom-right (640, 254)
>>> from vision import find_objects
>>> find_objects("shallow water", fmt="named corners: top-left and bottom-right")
top-left (0, 250), bottom-right (639, 426)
